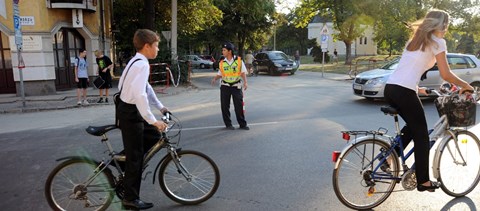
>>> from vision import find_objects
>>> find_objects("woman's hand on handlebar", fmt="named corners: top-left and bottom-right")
top-left (418, 87), bottom-right (429, 95)
top-left (459, 84), bottom-right (474, 95)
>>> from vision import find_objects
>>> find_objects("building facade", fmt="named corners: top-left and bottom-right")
top-left (0, 0), bottom-right (113, 95)
top-left (307, 16), bottom-right (377, 57)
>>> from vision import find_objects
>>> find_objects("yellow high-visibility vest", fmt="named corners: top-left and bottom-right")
top-left (219, 56), bottom-right (242, 83)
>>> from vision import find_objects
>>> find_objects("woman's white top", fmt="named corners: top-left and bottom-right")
top-left (387, 35), bottom-right (447, 92)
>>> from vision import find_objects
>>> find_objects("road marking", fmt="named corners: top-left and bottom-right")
top-left (179, 121), bottom-right (279, 131)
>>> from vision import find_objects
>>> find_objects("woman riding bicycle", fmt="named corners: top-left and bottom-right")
top-left (384, 9), bottom-right (473, 192)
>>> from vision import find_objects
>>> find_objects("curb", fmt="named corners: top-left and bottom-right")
top-left (0, 84), bottom-right (198, 114)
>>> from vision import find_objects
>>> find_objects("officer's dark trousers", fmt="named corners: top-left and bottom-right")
top-left (117, 100), bottom-right (160, 201)
top-left (220, 85), bottom-right (247, 127)
top-left (384, 84), bottom-right (430, 185)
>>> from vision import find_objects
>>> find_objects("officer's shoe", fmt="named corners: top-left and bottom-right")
top-left (122, 199), bottom-right (153, 210)
top-left (226, 125), bottom-right (235, 130)
top-left (239, 126), bottom-right (250, 130)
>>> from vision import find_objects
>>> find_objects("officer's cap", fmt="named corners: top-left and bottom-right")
top-left (222, 42), bottom-right (235, 51)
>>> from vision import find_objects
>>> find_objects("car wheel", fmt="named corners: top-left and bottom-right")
top-left (470, 82), bottom-right (480, 90)
top-left (200, 63), bottom-right (205, 69)
top-left (290, 71), bottom-right (295, 75)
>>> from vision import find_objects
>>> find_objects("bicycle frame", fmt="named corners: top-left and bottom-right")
top-left (335, 114), bottom-right (452, 184)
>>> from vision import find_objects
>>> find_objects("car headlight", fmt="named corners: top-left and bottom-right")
top-left (274, 63), bottom-right (282, 67)
top-left (366, 77), bottom-right (387, 85)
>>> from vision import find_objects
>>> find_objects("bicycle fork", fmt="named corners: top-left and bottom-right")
top-left (167, 147), bottom-right (193, 181)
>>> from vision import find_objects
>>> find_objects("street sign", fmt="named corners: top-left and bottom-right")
top-left (320, 24), bottom-right (329, 50)
top-left (321, 24), bottom-right (329, 35)
top-left (13, 2), bottom-right (22, 48)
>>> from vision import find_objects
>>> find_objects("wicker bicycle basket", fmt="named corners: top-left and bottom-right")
top-left (434, 94), bottom-right (477, 127)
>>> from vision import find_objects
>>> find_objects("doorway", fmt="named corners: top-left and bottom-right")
top-left (53, 28), bottom-right (85, 90)
top-left (0, 31), bottom-right (15, 94)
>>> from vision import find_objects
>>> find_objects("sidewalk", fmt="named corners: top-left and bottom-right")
top-left (0, 82), bottom-right (196, 114)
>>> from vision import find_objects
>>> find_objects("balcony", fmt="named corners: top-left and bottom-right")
top-left (46, 0), bottom-right (97, 12)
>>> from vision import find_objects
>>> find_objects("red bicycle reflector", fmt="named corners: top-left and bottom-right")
top-left (342, 133), bottom-right (350, 141)
top-left (332, 151), bottom-right (340, 162)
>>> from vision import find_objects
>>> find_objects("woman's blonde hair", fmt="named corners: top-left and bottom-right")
top-left (406, 9), bottom-right (449, 52)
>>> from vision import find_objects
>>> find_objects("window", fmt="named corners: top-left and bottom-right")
top-left (364, 37), bottom-right (367, 45)
top-left (448, 57), bottom-right (469, 70)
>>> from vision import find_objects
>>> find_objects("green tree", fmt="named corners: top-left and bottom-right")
top-left (269, 13), bottom-right (309, 56)
top-left (293, 0), bottom-right (374, 64)
top-left (213, 0), bottom-right (275, 56)
top-left (113, 0), bottom-right (222, 59)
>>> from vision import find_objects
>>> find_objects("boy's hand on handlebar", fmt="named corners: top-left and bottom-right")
top-left (160, 107), bottom-right (169, 114)
top-left (153, 121), bottom-right (168, 132)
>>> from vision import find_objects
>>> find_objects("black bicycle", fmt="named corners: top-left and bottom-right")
top-left (44, 113), bottom-right (220, 210)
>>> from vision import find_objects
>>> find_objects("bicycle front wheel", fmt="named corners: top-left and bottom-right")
top-left (333, 139), bottom-right (399, 210)
top-left (45, 158), bottom-right (114, 211)
top-left (437, 130), bottom-right (480, 197)
top-left (158, 150), bottom-right (220, 205)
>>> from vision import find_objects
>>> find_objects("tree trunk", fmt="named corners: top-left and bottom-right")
top-left (344, 41), bottom-right (352, 65)
top-left (144, 0), bottom-right (155, 30)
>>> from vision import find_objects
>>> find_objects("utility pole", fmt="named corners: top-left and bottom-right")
top-left (171, 0), bottom-right (178, 63)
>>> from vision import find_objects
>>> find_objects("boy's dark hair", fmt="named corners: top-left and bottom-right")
top-left (79, 48), bottom-right (86, 53)
top-left (133, 29), bottom-right (160, 51)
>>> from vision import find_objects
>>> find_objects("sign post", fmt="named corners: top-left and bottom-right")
top-left (320, 24), bottom-right (329, 77)
top-left (13, 0), bottom-right (26, 107)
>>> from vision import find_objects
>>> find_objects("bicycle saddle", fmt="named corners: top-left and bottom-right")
top-left (381, 106), bottom-right (398, 115)
top-left (86, 125), bottom-right (118, 136)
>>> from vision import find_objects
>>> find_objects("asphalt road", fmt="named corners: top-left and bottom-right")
top-left (0, 70), bottom-right (479, 210)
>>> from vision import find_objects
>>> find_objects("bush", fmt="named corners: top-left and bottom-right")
top-left (311, 46), bottom-right (330, 63)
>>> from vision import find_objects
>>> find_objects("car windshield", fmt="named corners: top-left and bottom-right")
top-left (268, 52), bottom-right (289, 60)
top-left (380, 58), bottom-right (400, 70)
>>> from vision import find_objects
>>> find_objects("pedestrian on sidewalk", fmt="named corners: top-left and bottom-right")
top-left (95, 50), bottom-right (113, 103)
top-left (211, 42), bottom-right (249, 130)
top-left (117, 29), bottom-right (169, 210)
top-left (245, 50), bottom-right (254, 76)
top-left (333, 49), bottom-right (338, 64)
top-left (75, 49), bottom-right (89, 105)
top-left (294, 50), bottom-right (301, 67)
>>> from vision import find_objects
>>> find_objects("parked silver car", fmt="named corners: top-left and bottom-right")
top-left (181, 55), bottom-right (213, 69)
top-left (353, 53), bottom-right (480, 100)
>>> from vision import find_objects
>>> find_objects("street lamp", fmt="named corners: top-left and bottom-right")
top-left (272, 20), bottom-right (277, 51)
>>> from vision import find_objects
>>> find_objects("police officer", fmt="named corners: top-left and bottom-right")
top-left (211, 42), bottom-right (249, 130)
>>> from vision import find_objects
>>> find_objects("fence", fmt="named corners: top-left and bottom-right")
top-left (149, 63), bottom-right (170, 93)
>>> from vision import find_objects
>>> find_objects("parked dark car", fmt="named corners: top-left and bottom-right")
top-left (253, 51), bottom-right (298, 75)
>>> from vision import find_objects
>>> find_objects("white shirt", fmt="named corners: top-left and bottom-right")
top-left (387, 35), bottom-right (447, 91)
top-left (118, 53), bottom-right (164, 124)
top-left (245, 54), bottom-right (254, 64)
top-left (216, 56), bottom-right (248, 76)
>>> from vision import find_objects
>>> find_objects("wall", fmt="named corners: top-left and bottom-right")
top-left (0, 0), bottom-right (112, 96)
top-left (307, 22), bottom-right (377, 57)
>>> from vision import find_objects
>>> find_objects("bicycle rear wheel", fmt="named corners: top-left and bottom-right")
top-left (333, 139), bottom-right (399, 210)
top-left (437, 130), bottom-right (480, 197)
top-left (158, 150), bottom-right (220, 205)
top-left (45, 158), bottom-right (114, 211)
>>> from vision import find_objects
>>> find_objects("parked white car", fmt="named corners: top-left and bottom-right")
top-left (353, 53), bottom-right (480, 100)
top-left (181, 55), bottom-right (213, 69)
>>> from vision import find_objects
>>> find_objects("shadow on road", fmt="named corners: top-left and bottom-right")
top-left (440, 196), bottom-right (477, 211)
